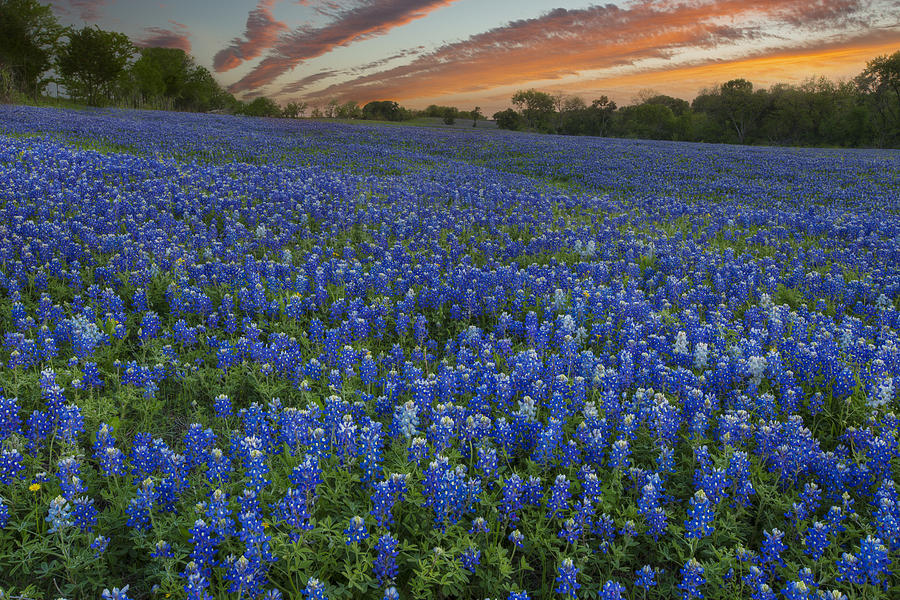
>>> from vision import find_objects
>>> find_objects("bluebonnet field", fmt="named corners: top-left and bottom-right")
top-left (0, 104), bottom-right (899, 600)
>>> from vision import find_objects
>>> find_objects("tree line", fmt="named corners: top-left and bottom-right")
top-left (0, 0), bottom-right (483, 123)
top-left (0, 0), bottom-right (485, 124)
top-left (3, 0), bottom-right (896, 145)
top-left (493, 52), bottom-right (900, 147)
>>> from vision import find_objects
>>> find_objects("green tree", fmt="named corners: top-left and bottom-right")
top-left (590, 96), bottom-right (617, 137)
top-left (282, 100), bottom-right (307, 118)
top-left (240, 96), bottom-right (281, 117)
top-left (57, 26), bottom-right (133, 105)
top-left (472, 106), bottom-right (482, 127)
top-left (362, 100), bottom-right (402, 121)
top-left (511, 88), bottom-right (555, 131)
top-left (642, 94), bottom-right (690, 116)
top-left (718, 79), bottom-right (762, 143)
top-left (857, 50), bottom-right (900, 145)
top-left (336, 100), bottom-right (361, 119)
top-left (0, 0), bottom-right (62, 97)
top-left (617, 103), bottom-right (676, 139)
top-left (126, 47), bottom-right (190, 107)
top-left (820, 80), bottom-right (873, 146)
top-left (440, 106), bottom-right (457, 125)
top-left (180, 64), bottom-right (228, 112)
top-left (493, 108), bottom-right (523, 130)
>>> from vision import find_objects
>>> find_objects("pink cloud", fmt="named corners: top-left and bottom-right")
top-left (213, 0), bottom-right (289, 72)
top-left (296, 0), bottom-right (883, 103)
top-left (137, 20), bottom-right (192, 53)
top-left (229, 0), bottom-right (461, 93)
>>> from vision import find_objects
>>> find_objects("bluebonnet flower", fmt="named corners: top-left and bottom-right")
top-left (73, 496), bottom-right (98, 532)
top-left (555, 558), bottom-right (580, 598)
top-left (0, 396), bottom-right (22, 441)
top-left (407, 436), bottom-right (428, 465)
top-left (781, 581), bottom-right (811, 600)
top-left (91, 535), bottom-right (110, 557)
top-left (374, 533), bottom-right (399, 585)
top-left (685, 490), bottom-right (714, 539)
top-left (678, 558), bottom-right (705, 600)
top-left (240, 435), bottom-right (270, 492)
top-left (304, 578), bottom-right (328, 600)
top-left (101, 585), bottom-right (133, 600)
top-left (205, 447), bottom-right (231, 484)
top-left (460, 546), bottom-right (480, 573)
top-left (469, 516), bottom-right (490, 535)
top-left (509, 528), bottom-right (525, 549)
top-left (546, 474), bottom-right (571, 520)
top-left (151, 540), bottom-right (174, 558)
top-left (206, 488), bottom-right (234, 538)
top-left (46, 495), bottom-right (73, 533)
top-left (501, 474), bottom-right (524, 523)
top-left (344, 515), bottom-right (369, 544)
top-left (797, 567), bottom-right (817, 589)
top-left (0, 449), bottom-right (24, 484)
top-left (383, 587), bottom-right (399, 600)
top-left (188, 518), bottom-right (220, 576)
top-left (609, 438), bottom-right (631, 469)
top-left (635, 565), bottom-right (659, 590)
top-left (802, 521), bottom-right (830, 560)
top-left (760, 529), bottom-right (786, 571)
top-left (224, 553), bottom-right (265, 597)
top-left (125, 477), bottom-right (157, 531)
top-left (837, 535), bottom-right (892, 587)
top-left (272, 488), bottom-right (312, 541)
top-left (213, 394), bottom-right (233, 419)
top-left (182, 560), bottom-right (213, 600)
top-left (57, 456), bottom-right (87, 500)
top-left (559, 518), bottom-right (582, 544)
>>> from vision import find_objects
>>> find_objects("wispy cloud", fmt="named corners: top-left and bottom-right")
top-left (276, 45), bottom-right (425, 96)
top-left (568, 28), bottom-right (900, 100)
top-left (279, 70), bottom-right (341, 95)
top-left (228, 0), bottom-right (461, 93)
top-left (213, 0), bottom-right (289, 72)
top-left (137, 20), bottom-right (192, 53)
top-left (295, 0), bottom-right (888, 103)
top-left (51, 0), bottom-right (107, 21)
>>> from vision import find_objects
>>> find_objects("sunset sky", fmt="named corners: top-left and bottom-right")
top-left (48, 0), bottom-right (900, 113)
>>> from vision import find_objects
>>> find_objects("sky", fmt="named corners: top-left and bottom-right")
top-left (48, 0), bottom-right (900, 113)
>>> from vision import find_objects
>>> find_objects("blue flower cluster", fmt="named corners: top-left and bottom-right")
top-left (0, 105), bottom-right (898, 599)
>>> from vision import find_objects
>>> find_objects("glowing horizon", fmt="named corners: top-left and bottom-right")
top-left (47, 0), bottom-right (900, 113)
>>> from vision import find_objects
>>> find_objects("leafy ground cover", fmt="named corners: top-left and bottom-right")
top-left (0, 105), bottom-right (899, 600)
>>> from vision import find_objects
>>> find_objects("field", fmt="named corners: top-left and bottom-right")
top-left (0, 105), bottom-right (899, 600)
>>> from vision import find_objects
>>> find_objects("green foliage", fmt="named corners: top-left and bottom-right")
top-left (282, 100), bottom-right (307, 118)
top-left (493, 108), bottom-right (523, 131)
top-left (857, 50), bottom-right (900, 146)
top-left (362, 100), bottom-right (405, 121)
top-left (0, 0), bottom-right (62, 97)
top-left (240, 96), bottom-right (282, 118)
top-left (493, 52), bottom-right (900, 147)
top-left (56, 26), bottom-right (133, 106)
top-left (511, 89), bottom-right (556, 132)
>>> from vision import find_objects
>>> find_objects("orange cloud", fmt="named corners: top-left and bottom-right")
top-left (229, 0), bottom-right (462, 93)
top-left (137, 20), bottom-right (192, 53)
top-left (213, 0), bottom-right (289, 72)
top-left (571, 32), bottom-right (900, 102)
top-left (295, 0), bottom-right (892, 104)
